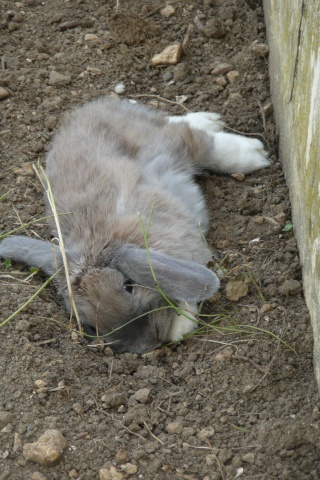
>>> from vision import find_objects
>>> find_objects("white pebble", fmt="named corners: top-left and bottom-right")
top-left (114, 82), bottom-right (126, 94)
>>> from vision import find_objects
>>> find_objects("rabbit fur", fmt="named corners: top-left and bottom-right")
top-left (0, 97), bottom-right (270, 353)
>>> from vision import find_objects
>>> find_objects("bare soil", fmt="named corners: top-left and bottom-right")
top-left (0, 1), bottom-right (319, 479)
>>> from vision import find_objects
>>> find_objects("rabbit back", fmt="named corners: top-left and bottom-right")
top-left (46, 98), bottom-right (211, 264)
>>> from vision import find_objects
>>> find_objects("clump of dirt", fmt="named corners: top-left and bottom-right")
top-left (108, 12), bottom-right (161, 45)
top-left (0, 1), bottom-right (318, 480)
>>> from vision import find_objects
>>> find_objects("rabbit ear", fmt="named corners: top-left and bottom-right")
top-left (0, 236), bottom-right (63, 276)
top-left (115, 245), bottom-right (219, 302)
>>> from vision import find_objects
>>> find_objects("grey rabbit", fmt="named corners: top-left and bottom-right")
top-left (0, 97), bottom-right (270, 353)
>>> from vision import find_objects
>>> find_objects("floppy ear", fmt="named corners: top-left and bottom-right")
top-left (115, 245), bottom-right (219, 302)
top-left (0, 236), bottom-right (63, 276)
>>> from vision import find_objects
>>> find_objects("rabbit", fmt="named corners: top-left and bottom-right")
top-left (0, 97), bottom-right (270, 353)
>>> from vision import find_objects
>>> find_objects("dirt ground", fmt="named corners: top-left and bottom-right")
top-left (0, 1), bottom-right (319, 479)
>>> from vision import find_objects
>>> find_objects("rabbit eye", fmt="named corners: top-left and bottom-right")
top-left (123, 279), bottom-right (134, 294)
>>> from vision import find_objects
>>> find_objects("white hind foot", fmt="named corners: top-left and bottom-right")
top-left (168, 112), bottom-right (225, 133)
top-left (212, 131), bottom-right (271, 174)
top-left (167, 303), bottom-right (198, 342)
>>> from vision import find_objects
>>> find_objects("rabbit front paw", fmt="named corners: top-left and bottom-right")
top-left (167, 303), bottom-right (198, 342)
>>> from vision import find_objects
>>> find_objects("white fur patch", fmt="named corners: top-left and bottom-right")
top-left (212, 131), bottom-right (271, 174)
top-left (168, 112), bottom-right (224, 133)
top-left (167, 303), bottom-right (198, 342)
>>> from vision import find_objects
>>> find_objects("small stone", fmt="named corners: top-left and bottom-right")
top-left (211, 63), bottom-right (234, 76)
top-left (87, 66), bottom-right (103, 75)
top-left (69, 470), bottom-right (78, 478)
top-left (254, 216), bottom-right (264, 224)
top-left (0, 412), bottom-right (13, 430)
top-left (104, 346), bottom-right (114, 357)
top-left (132, 388), bottom-right (151, 404)
top-left (162, 71), bottom-right (173, 82)
top-left (226, 281), bottom-right (248, 301)
top-left (14, 163), bottom-right (34, 177)
top-left (243, 452), bottom-right (255, 463)
top-left (71, 331), bottom-right (79, 342)
top-left (243, 385), bottom-right (254, 394)
top-left (274, 212), bottom-right (287, 225)
top-left (14, 12), bottom-right (24, 22)
top-left (15, 319), bottom-right (31, 331)
top-left (175, 95), bottom-right (188, 104)
top-left (260, 303), bottom-right (273, 315)
top-left (215, 345), bottom-right (230, 361)
top-left (23, 429), bottom-right (67, 466)
top-left (72, 402), bottom-right (84, 416)
top-left (13, 433), bottom-right (23, 452)
top-left (214, 353), bottom-right (226, 362)
top-left (220, 415), bottom-right (229, 423)
top-left (99, 469), bottom-right (112, 480)
top-left (226, 70), bottom-right (240, 82)
top-left (0, 87), bottom-right (10, 100)
top-left (173, 63), bottom-right (189, 82)
top-left (278, 280), bottom-right (301, 296)
top-left (99, 466), bottom-right (124, 480)
top-left (152, 43), bottom-right (182, 66)
top-left (40, 97), bottom-right (64, 111)
top-left (160, 5), bottom-right (175, 17)
top-left (206, 454), bottom-right (216, 466)
top-left (166, 421), bottom-right (183, 434)
top-left (115, 449), bottom-right (129, 465)
top-left (203, 18), bottom-right (225, 38)
top-left (2, 422), bottom-right (13, 433)
top-left (264, 216), bottom-right (279, 227)
top-left (197, 427), bottom-right (215, 439)
top-left (48, 71), bottom-right (71, 86)
top-left (30, 473), bottom-right (47, 480)
top-left (85, 33), bottom-right (100, 42)
top-left (120, 463), bottom-right (138, 475)
top-left (251, 43), bottom-right (269, 57)
top-left (231, 172), bottom-right (245, 182)
top-left (34, 379), bottom-right (48, 389)
top-left (8, 21), bottom-right (20, 31)
top-left (215, 76), bottom-right (227, 86)
top-left (187, 353), bottom-right (198, 362)
top-left (235, 468), bottom-right (244, 478)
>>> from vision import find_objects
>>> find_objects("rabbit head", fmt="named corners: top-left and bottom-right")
top-left (62, 242), bottom-right (219, 353)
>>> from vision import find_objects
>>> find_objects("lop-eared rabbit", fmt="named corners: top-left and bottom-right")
top-left (0, 98), bottom-right (270, 353)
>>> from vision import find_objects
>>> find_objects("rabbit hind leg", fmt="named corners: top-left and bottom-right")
top-left (168, 112), bottom-right (270, 175)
